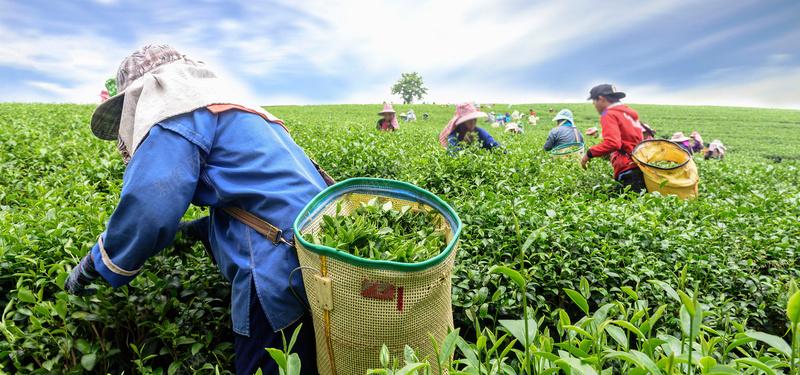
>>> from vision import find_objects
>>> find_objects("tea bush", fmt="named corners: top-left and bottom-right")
top-left (0, 103), bottom-right (798, 374)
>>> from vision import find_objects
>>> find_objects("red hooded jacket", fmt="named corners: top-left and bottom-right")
top-left (587, 103), bottom-right (643, 179)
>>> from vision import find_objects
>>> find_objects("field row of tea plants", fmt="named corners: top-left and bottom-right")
top-left (0, 103), bottom-right (798, 374)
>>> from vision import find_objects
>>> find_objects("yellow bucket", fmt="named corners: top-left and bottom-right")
top-left (632, 140), bottom-right (699, 200)
top-left (551, 142), bottom-right (585, 161)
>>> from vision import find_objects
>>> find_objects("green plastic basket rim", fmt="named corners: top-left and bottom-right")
top-left (293, 178), bottom-right (463, 272)
top-left (550, 142), bottom-right (585, 155)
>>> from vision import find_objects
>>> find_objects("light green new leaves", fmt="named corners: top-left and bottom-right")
top-left (743, 331), bottom-right (792, 358)
top-left (787, 290), bottom-right (800, 325)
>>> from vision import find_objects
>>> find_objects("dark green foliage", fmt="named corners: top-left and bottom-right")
top-left (1, 102), bottom-right (798, 373)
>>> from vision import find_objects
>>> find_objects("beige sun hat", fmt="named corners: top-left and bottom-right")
top-left (671, 132), bottom-right (691, 142)
top-left (90, 45), bottom-right (183, 140)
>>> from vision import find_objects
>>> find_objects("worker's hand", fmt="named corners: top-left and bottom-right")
top-left (177, 217), bottom-right (211, 250)
top-left (581, 153), bottom-right (590, 170)
top-left (176, 216), bottom-right (216, 264)
top-left (64, 255), bottom-right (100, 296)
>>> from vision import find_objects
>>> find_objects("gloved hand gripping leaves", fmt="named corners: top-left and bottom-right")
top-left (177, 216), bottom-right (216, 264)
top-left (64, 255), bottom-right (101, 296)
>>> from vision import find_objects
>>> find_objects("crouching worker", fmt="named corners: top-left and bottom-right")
top-left (62, 45), bottom-right (323, 375)
top-left (705, 139), bottom-right (727, 160)
top-left (439, 102), bottom-right (504, 154)
top-left (377, 104), bottom-right (400, 131)
top-left (543, 109), bottom-right (583, 151)
top-left (581, 84), bottom-right (646, 193)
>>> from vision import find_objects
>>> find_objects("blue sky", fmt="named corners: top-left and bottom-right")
top-left (1, 0), bottom-right (799, 109)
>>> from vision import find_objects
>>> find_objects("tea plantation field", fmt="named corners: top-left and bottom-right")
top-left (1, 103), bottom-right (798, 374)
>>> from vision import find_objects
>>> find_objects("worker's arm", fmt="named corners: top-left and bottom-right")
top-left (446, 133), bottom-right (462, 156)
top-left (587, 115), bottom-right (621, 158)
top-left (476, 127), bottom-right (506, 153)
top-left (88, 125), bottom-right (205, 288)
top-left (543, 130), bottom-right (556, 151)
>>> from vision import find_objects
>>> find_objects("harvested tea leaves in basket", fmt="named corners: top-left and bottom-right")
top-left (649, 160), bottom-right (681, 168)
top-left (303, 197), bottom-right (447, 263)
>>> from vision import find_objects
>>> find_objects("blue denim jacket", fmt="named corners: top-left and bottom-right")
top-left (90, 108), bottom-right (327, 335)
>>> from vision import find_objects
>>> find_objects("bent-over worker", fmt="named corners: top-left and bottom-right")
top-left (62, 45), bottom-right (323, 375)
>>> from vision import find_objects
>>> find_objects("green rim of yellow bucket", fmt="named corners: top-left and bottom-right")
top-left (550, 142), bottom-right (585, 155)
top-left (632, 139), bottom-right (690, 171)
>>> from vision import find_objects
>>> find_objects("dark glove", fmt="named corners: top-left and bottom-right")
top-left (64, 255), bottom-right (101, 296)
top-left (177, 216), bottom-right (216, 264)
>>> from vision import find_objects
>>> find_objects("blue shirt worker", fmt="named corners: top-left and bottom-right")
top-left (62, 45), bottom-right (324, 375)
top-left (543, 109), bottom-right (584, 151)
top-left (439, 102), bottom-right (504, 154)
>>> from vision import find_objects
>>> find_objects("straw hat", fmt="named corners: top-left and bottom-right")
top-left (586, 127), bottom-right (599, 138)
top-left (671, 132), bottom-right (691, 142)
top-left (378, 104), bottom-right (395, 115)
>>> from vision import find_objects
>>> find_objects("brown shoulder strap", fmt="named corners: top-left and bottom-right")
top-left (222, 206), bottom-right (291, 246)
top-left (574, 126), bottom-right (580, 143)
top-left (310, 158), bottom-right (336, 187)
top-left (221, 158), bottom-right (335, 246)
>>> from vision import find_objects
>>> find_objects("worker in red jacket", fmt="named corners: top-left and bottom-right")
top-left (581, 84), bottom-right (646, 193)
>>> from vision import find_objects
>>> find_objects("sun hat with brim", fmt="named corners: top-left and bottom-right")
top-left (552, 109), bottom-right (574, 123)
top-left (455, 108), bottom-right (488, 125)
top-left (378, 104), bottom-right (396, 115)
top-left (91, 45), bottom-right (183, 141)
top-left (438, 102), bottom-right (488, 147)
top-left (671, 132), bottom-right (691, 142)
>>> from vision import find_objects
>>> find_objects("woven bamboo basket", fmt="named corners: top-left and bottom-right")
top-left (293, 178), bottom-right (462, 375)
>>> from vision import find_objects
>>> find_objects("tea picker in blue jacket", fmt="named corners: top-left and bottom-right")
top-left (62, 45), bottom-right (324, 375)
top-left (544, 109), bottom-right (584, 151)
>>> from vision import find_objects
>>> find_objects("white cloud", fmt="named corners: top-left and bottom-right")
top-left (628, 65), bottom-right (800, 110)
top-left (767, 54), bottom-right (791, 64)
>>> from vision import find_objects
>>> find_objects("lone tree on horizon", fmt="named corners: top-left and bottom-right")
top-left (391, 72), bottom-right (428, 104)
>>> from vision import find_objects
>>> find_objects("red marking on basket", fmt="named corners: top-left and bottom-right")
top-left (397, 287), bottom-right (404, 311)
top-left (360, 279), bottom-right (396, 300)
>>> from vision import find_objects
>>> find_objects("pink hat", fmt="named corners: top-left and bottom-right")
top-left (690, 131), bottom-right (703, 144)
top-left (378, 104), bottom-right (395, 115)
top-left (438, 102), bottom-right (488, 147)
